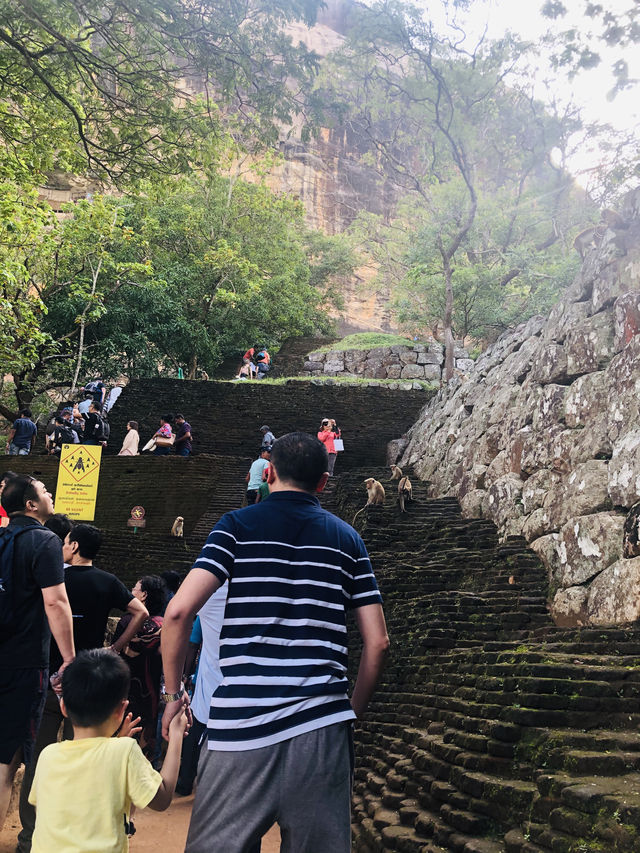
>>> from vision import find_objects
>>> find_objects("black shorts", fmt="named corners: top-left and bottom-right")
top-left (246, 489), bottom-right (259, 504)
top-left (0, 667), bottom-right (48, 765)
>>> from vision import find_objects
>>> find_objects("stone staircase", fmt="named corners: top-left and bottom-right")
top-left (326, 469), bottom-right (640, 853)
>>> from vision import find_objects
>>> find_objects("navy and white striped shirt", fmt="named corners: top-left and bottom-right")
top-left (193, 490), bottom-right (382, 751)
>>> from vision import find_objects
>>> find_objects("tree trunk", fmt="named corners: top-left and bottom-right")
top-left (442, 255), bottom-right (455, 382)
top-left (187, 354), bottom-right (198, 380)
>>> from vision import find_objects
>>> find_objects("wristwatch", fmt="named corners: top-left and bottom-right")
top-left (161, 683), bottom-right (185, 703)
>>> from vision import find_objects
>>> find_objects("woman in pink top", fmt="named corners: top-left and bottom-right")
top-left (317, 418), bottom-right (341, 476)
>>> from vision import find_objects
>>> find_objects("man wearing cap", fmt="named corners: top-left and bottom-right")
top-left (259, 425), bottom-right (275, 450)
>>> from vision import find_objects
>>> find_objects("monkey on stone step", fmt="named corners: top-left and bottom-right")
top-left (352, 478), bottom-right (385, 525)
top-left (170, 516), bottom-right (184, 538)
top-left (390, 464), bottom-right (403, 480)
top-left (398, 476), bottom-right (413, 513)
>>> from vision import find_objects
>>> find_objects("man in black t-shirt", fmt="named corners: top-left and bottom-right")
top-left (0, 476), bottom-right (74, 832)
top-left (17, 523), bottom-right (149, 852)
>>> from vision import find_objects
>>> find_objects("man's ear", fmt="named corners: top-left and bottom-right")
top-left (315, 472), bottom-right (330, 494)
top-left (60, 697), bottom-right (69, 719)
top-left (267, 464), bottom-right (277, 485)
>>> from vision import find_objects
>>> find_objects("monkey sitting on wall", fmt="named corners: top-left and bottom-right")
top-left (352, 478), bottom-right (385, 525)
top-left (398, 476), bottom-right (413, 513)
top-left (170, 516), bottom-right (184, 538)
top-left (390, 464), bottom-right (403, 480)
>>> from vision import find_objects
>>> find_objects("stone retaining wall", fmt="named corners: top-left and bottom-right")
top-left (302, 342), bottom-right (473, 383)
top-left (398, 186), bottom-right (640, 627)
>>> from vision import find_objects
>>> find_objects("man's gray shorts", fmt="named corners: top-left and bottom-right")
top-left (185, 722), bottom-right (353, 853)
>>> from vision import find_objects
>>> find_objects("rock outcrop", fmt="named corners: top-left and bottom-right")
top-left (399, 187), bottom-right (640, 627)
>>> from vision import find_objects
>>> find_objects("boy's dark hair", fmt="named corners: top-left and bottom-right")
top-left (45, 514), bottom-right (73, 542)
top-left (1, 475), bottom-right (38, 514)
top-left (68, 524), bottom-right (102, 560)
top-left (140, 575), bottom-right (168, 616)
top-left (270, 432), bottom-right (328, 492)
top-left (128, 421), bottom-right (139, 431)
top-left (62, 649), bottom-right (130, 728)
top-left (161, 413), bottom-right (174, 424)
top-left (19, 408), bottom-right (32, 418)
top-left (161, 570), bottom-right (181, 594)
top-left (0, 471), bottom-right (17, 487)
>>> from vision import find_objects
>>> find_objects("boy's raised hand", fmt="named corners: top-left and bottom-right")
top-left (119, 711), bottom-right (142, 738)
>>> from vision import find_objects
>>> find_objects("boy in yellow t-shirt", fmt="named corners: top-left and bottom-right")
top-left (29, 649), bottom-right (188, 853)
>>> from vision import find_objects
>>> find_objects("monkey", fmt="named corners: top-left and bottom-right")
top-left (352, 478), bottom-right (386, 525)
top-left (390, 464), bottom-right (403, 481)
top-left (601, 208), bottom-right (628, 230)
top-left (170, 516), bottom-right (184, 538)
top-left (398, 475), bottom-right (413, 513)
top-left (573, 226), bottom-right (600, 259)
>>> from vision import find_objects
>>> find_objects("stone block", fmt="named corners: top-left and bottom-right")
top-left (518, 423), bottom-right (566, 476)
top-left (386, 437), bottom-right (409, 466)
top-left (530, 344), bottom-right (569, 384)
top-left (303, 360), bottom-right (323, 373)
top-left (522, 469), bottom-right (562, 514)
top-left (423, 364), bottom-right (442, 382)
top-left (401, 364), bottom-right (425, 380)
top-left (399, 349), bottom-right (418, 364)
top-left (484, 450), bottom-right (511, 489)
top-left (386, 364), bottom-right (402, 380)
top-left (323, 359), bottom-right (344, 374)
top-left (529, 533), bottom-right (560, 579)
top-left (306, 351), bottom-right (325, 362)
top-left (455, 358), bottom-right (475, 373)
top-left (416, 351), bottom-right (443, 365)
top-left (608, 429), bottom-right (640, 507)
top-left (532, 384), bottom-right (566, 431)
top-left (551, 586), bottom-right (589, 627)
top-left (564, 310), bottom-right (615, 378)
top-left (624, 502), bottom-right (640, 557)
top-left (544, 300), bottom-right (592, 344)
top-left (592, 253), bottom-right (640, 312)
top-left (606, 333), bottom-right (640, 444)
top-left (522, 507), bottom-right (553, 543)
top-left (614, 291), bottom-right (640, 352)
top-left (483, 473), bottom-right (524, 529)
top-left (460, 489), bottom-right (485, 518)
top-left (563, 372), bottom-right (606, 428)
top-left (543, 460), bottom-right (611, 529)
top-left (557, 512), bottom-right (625, 587)
top-left (488, 384), bottom-right (519, 425)
top-left (586, 556), bottom-right (640, 625)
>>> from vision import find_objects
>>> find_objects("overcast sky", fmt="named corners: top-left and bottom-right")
top-left (428, 0), bottom-right (640, 187)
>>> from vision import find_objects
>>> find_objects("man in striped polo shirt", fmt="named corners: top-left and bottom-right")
top-left (162, 431), bottom-right (389, 853)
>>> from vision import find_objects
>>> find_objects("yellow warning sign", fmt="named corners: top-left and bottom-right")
top-left (54, 444), bottom-right (102, 520)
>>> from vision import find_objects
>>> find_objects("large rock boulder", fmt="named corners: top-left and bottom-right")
top-left (556, 513), bottom-right (625, 587)
top-left (585, 556), bottom-right (640, 624)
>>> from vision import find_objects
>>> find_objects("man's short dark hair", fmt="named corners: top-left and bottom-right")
top-left (90, 401), bottom-right (103, 413)
top-left (175, 414), bottom-right (185, 421)
top-left (19, 408), bottom-right (32, 418)
top-left (62, 649), bottom-right (130, 728)
top-left (45, 514), bottom-right (73, 542)
top-left (55, 416), bottom-right (65, 425)
top-left (0, 471), bottom-right (17, 487)
top-left (270, 432), bottom-right (328, 492)
top-left (68, 524), bottom-right (102, 560)
top-left (1, 475), bottom-right (38, 514)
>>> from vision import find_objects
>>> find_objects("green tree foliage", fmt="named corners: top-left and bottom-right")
top-left (0, 0), bottom-right (322, 185)
top-left (1, 174), bottom-right (348, 415)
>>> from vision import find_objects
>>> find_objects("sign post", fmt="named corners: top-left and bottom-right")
top-left (54, 444), bottom-right (102, 520)
top-left (127, 505), bottom-right (146, 533)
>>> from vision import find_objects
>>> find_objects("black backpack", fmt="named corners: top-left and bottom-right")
top-left (55, 424), bottom-right (75, 446)
top-left (0, 522), bottom-right (40, 639)
top-left (96, 414), bottom-right (110, 441)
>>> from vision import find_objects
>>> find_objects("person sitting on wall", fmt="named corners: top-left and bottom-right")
top-left (255, 347), bottom-right (271, 379)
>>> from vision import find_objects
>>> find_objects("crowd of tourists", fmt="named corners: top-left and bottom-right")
top-left (0, 429), bottom-right (387, 852)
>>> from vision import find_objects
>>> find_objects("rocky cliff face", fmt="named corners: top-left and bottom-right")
top-left (399, 187), bottom-right (640, 627)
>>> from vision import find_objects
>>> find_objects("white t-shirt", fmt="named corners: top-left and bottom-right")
top-left (192, 584), bottom-right (229, 724)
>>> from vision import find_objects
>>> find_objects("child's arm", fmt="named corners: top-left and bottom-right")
top-left (147, 708), bottom-right (188, 811)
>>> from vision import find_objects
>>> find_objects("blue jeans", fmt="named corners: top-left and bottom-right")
top-left (176, 445), bottom-right (191, 457)
top-left (8, 443), bottom-right (30, 455)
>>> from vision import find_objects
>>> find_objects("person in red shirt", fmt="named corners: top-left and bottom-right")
top-left (0, 471), bottom-right (17, 528)
top-left (317, 418), bottom-right (341, 476)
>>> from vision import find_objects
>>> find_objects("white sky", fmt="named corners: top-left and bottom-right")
top-left (427, 0), bottom-right (640, 189)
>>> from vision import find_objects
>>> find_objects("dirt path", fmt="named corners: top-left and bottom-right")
top-left (1, 786), bottom-right (281, 853)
